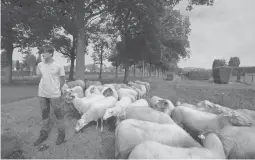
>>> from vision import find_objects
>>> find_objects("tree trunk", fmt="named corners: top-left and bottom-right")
top-left (69, 35), bottom-right (76, 81)
top-left (5, 44), bottom-right (14, 84)
top-left (99, 47), bottom-right (103, 81)
top-left (74, 0), bottom-right (85, 80)
top-left (69, 50), bottom-right (75, 81)
top-left (30, 66), bottom-right (33, 76)
top-left (115, 65), bottom-right (119, 82)
top-left (133, 64), bottom-right (136, 76)
top-left (142, 60), bottom-right (145, 80)
top-left (149, 62), bottom-right (152, 77)
top-left (123, 63), bottom-right (129, 83)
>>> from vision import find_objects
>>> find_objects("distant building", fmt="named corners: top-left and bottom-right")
top-left (230, 66), bottom-right (255, 85)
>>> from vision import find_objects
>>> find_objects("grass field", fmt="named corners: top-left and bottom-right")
top-left (1, 75), bottom-right (255, 158)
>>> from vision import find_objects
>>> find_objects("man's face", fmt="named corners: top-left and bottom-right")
top-left (42, 52), bottom-right (52, 60)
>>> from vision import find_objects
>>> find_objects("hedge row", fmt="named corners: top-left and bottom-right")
top-left (187, 70), bottom-right (211, 80)
top-left (213, 66), bottom-right (232, 84)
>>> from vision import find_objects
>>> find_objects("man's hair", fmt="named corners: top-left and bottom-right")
top-left (41, 45), bottom-right (54, 55)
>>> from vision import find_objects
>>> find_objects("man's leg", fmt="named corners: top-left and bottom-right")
top-left (51, 97), bottom-right (66, 145)
top-left (34, 97), bottom-right (51, 146)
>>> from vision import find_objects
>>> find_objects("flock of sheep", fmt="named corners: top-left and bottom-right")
top-left (61, 79), bottom-right (255, 159)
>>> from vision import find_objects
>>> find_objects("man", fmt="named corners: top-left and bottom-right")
top-left (34, 45), bottom-right (66, 146)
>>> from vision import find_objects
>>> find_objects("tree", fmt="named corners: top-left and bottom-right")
top-left (212, 59), bottom-right (227, 69)
top-left (22, 49), bottom-right (37, 75)
top-left (1, 50), bottom-right (8, 69)
top-left (228, 57), bottom-right (240, 67)
top-left (1, 0), bottom-right (57, 83)
top-left (50, 33), bottom-right (76, 80)
top-left (16, 60), bottom-right (20, 71)
top-left (91, 36), bottom-right (110, 80)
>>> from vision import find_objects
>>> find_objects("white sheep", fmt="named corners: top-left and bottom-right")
top-left (171, 106), bottom-right (252, 141)
top-left (131, 85), bottom-right (146, 98)
top-left (75, 96), bottom-right (117, 132)
top-left (66, 80), bottom-right (86, 90)
top-left (148, 95), bottom-right (163, 108)
top-left (115, 119), bottom-right (202, 159)
top-left (119, 102), bottom-right (174, 125)
top-left (236, 109), bottom-right (255, 126)
top-left (154, 99), bottom-right (175, 115)
top-left (117, 90), bottom-right (136, 102)
top-left (84, 79), bottom-right (102, 90)
top-left (84, 85), bottom-right (101, 97)
top-left (117, 88), bottom-right (138, 100)
top-left (129, 86), bottom-right (142, 99)
top-left (128, 132), bottom-right (225, 159)
top-left (134, 80), bottom-right (150, 92)
top-left (101, 86), bottom-right (118, 100)
top-left (103, 96), bottom-right (133, 120)
top-left (201, 126), bottom-right (255, 159)
top-left (69, 92), bottom-right (105, 114)
top-left (128, 81), bottom-right (143, 90)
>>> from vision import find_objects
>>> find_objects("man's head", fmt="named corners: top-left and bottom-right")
top-left (41, 45), bottom-right (54, 61)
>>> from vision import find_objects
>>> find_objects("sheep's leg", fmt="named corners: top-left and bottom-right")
top-left (100, 118), bottom-right (103, 132)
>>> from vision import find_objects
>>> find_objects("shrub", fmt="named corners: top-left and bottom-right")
top-left (187, 70), bottom-right (211, 80)
top-left (213, 66), bottom-right (232, 84)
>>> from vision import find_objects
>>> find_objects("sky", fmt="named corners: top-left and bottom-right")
top-left (175, 0), bottom-right (255, 69)
top-left (12, 0), bottom-right (255, 69)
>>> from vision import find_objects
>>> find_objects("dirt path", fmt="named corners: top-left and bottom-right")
top-left (1, 97), bottom-right (116, 159)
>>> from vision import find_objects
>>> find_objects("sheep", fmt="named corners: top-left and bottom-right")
top-left (84, 79), bottom-right (102, 90)
top-left (117, 90), bottom-right (136, 102)
top-left (128, 131), bottom-right (225, 159)
top-left (101, 86), bottom-right (118, 100)
top-left (129, 86), bottom-right (142, 99)
top-left (197, 100), bottom-right (254, 126)
top-left (148, 96), bottom-right (163, 108)
top-left (128, 81), bottom-right (143, 90)
top-left (61, 83), bottom-right (69, 94)
top-left (117, 88), bottom-right (138, 100)
top-left (154, 99), bottom-right (175, 115)
top-left (119, 103), bottom-right (174, 125)
top-left (131, 85), bottom-right (146, 98)
top-left (115, 119), bottom-right (202, 159)
top-left (84, 85), bottom-right (101, 97)
top-left (196, 100), bottom-right (234, 114)
top-left (103, 96), bottom-right (133, 120)
top-left (69, 92), bottom-right (105, 115)
top-left (75, 96), bottom-right (117, 132)
top-left (171, 106), bottom-right (252, 142)
top-left (236, 109), bottom-right (255, 125)
top-left (66, 80), bottom-right (86, 90)
top-left (200, 126), bottom-right (255, 159)
top-left (134, 80), bottom-right (150, 92)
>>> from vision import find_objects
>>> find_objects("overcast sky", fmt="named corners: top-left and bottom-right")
top-left (12, 0), bottom-right (255, 68)
top-left (175, 0), bottom-right (255, 69)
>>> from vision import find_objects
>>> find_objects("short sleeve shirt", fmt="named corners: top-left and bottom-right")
top-left (36, 61), bottom-right (65, 98)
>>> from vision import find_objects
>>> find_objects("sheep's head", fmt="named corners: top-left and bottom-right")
top-left (69, 92), bottom-right (78, 101)
top-left (75, 116), bottom-right (88, 133)
top-left (103, 88), bottom-right (114, 97)
top-left (221, 111), bottom-right (252, 127)
top-left (154, 99), bottom-right (169, 112)
top-left (103, 108), bottom-right (116, 120)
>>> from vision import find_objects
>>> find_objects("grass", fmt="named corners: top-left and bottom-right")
top-left (1, 76), bottom-right (255, 159)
